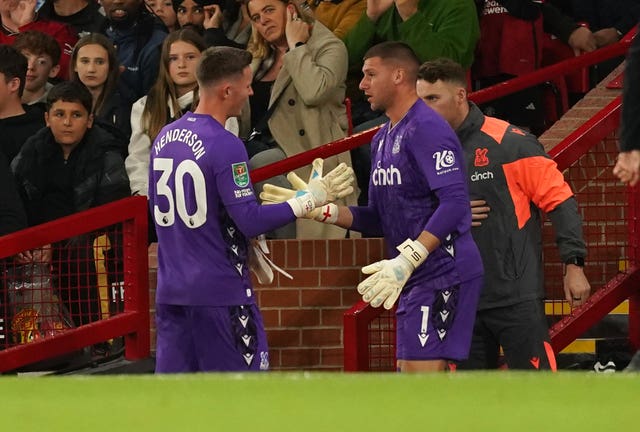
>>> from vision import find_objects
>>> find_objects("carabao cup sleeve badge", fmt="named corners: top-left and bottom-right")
top-left (232, 162), bottom-right (250, 187)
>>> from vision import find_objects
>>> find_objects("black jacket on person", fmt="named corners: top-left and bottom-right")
top-left (0, 150), bottom-right (26, 236)
top-left (0, 104), bottom-right (46, 163)
top-left (102, 11), bottom-right (167, 107)
top-left (457, 103), bottom-right (586, 310)
top-left (38, 0), bottom-right (107, 37)
top-left (94, 89), bottom-right (132, 158)
top-left (11, 124), bottom-right (130, 226)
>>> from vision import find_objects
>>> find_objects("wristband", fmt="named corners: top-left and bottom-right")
top-left (286, 191), bottom-right (315, 217)
top-left (396, 238), bottom-right (428, 269)
top-left (314, 203), bottom-right (338, 224)
top-left (564, 256), bottom-right (585, 267)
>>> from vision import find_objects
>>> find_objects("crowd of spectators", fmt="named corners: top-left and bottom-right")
top-left (1, 0), bottom-right (634, 240)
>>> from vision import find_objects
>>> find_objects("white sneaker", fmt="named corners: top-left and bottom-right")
top-left (593, 360), bottom-right (616, 373)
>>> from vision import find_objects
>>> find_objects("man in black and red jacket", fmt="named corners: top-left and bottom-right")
top-left (417, 57), bottom-right (591, 371)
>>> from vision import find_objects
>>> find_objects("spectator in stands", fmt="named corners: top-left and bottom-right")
top-left (417, 57), bottom-right (591, 370)
top-left (150, 46), bottom-right (353, 372)
top-left (172, 0), bottom-right (250, 47)
top-left (11, 81), bottom-right (130, 328)
top-left (473, 0), bottom-right (549, 134)
top-left (101, 0), bottom-right (167, 107)
top-left (126, 28), bottom-right (230, 198)
top-left (173, 0), bottom-right (208, 31)
top-left (245, 0), bottom-right (355, 239)
top-left (0, 149), bottom-right (26, 237)
top-left (0, 0), bottom-right (78, 80)
top-left (546, 0), bottom-right (640, 80)
top-left (546, 0), bottom-right (640, 49)
top-left (147, 0), bottom-right (179, 31)
top-left (37, 0), bottom-right (107, 37)
top-left (264, 42), bottom-right (484, 371)
top-left (13, 31), bottom-right (61, 107)
top-left (345, 0), bottom-right (479, 70)
top-left (472, 0), bottom-right (605, 134)
top-left (299, 0), bottom-right (366, 40)
top-left (214, 0), bottom-right (251, 48)
top-left (0, 44), bottom-right (46, 163)
top-left (70, 33), bottom-right (130, 147)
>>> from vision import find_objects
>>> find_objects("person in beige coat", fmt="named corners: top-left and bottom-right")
top-left (245, 0), bottom-right (357, 239)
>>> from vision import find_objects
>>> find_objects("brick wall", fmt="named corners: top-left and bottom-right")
top-left (148, 238), bottom-right (385, 370)
top-left (538, 63), bottom-right (627, 301)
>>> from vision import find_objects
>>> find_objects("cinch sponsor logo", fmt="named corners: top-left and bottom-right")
top-left (471, 171), bottom-right (494, 181)
top-left (372, 161), bottom-right (402, 186)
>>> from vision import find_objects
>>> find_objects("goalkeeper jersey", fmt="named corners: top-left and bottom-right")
top-left (351, 100), bottom-right (483, 290)
top-left (149, 112), bottom-right (295, 306)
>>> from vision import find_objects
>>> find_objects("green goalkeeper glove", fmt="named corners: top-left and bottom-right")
top-left (260, 159), bottom-right (354, 220)
top-left (357, 239), bottom-right (429, 309)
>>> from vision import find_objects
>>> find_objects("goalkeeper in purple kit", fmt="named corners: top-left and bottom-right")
top-left (262, 42), bottom-right (484, 372)
top-left (149, 46), bottom-right (354, 373)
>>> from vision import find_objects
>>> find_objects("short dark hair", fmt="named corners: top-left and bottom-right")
top-left (13, 31), bottom-right (61, 65)
top-left (196, 46), bottom-right (252, 87)
top-left (46, 81), bottom-right (93, 115)
top-left (417, 58), bottom-right (467, 88)
top-left (0, 44), bottom-right (27, 97)
top-left (363, 41), bottom-right (420, 81)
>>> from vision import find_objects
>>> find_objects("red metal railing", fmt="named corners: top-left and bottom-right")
top-left (0, 197), bottom-right (149, 372)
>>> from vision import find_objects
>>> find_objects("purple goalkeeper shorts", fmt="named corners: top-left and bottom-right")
top-left (155, 303), bottom-right (269, 373)
top-left (396, 275), bottom-right (482, 362)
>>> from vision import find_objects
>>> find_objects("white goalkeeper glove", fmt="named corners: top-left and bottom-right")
top-left (260, 158), bottom-right (353, 220)
top-left (357, 239), bottom-right (429, 309)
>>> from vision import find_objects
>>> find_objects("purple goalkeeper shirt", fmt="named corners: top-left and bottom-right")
top-left (350, 100), bottom-right (483, 288)
top-left (149, 112), bottom-right (295, 306)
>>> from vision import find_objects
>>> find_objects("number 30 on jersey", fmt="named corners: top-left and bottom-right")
top-left (153, 158), bottom-right (207, 229)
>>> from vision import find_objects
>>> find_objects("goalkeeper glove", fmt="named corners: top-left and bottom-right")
top-left (357, 238), bottom-right (429, 309)
top-left (261, 158), bottom-right (354, 219)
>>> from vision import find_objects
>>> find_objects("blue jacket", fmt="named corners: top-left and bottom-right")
top-left (104, 12), bottom-right (167, 106)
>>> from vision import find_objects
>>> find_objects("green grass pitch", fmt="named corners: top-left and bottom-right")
top-left (2, 372), bottom-right (637, 431)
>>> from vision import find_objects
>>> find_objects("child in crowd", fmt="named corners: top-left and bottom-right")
top-left (13, 31), bottom-right (61, 107)
top-left (11, 81), bottom-right (130, 329)
top-left (147, 0), bottom-right (179, 31)
top-left (126, 28), bottom-right (238, 198)
top-left (70, 33), bottom-right (130, 148)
